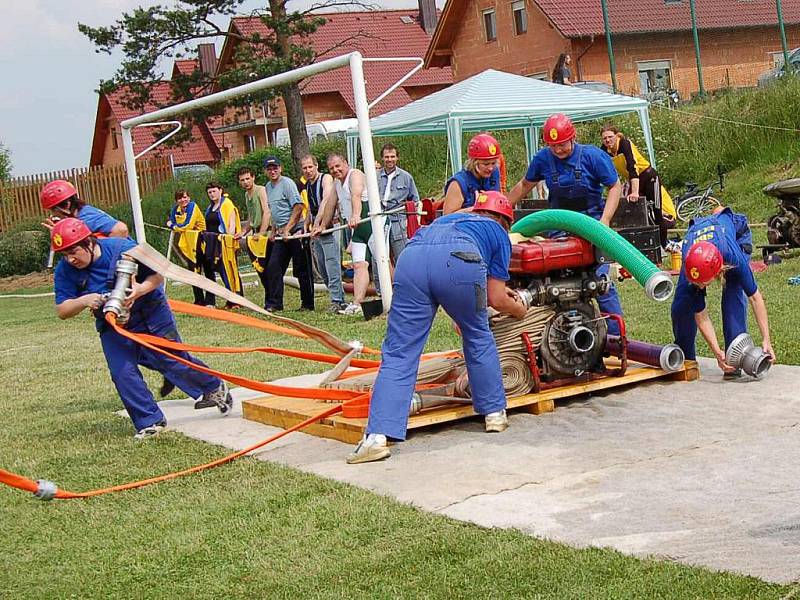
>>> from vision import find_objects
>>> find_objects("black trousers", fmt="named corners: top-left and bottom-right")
top-left (640, 167), bottom-right (676, 247)
top-left (265, 238), bottom-right (314, 310)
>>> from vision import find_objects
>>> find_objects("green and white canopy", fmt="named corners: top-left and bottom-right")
top-left (346, 68), bottom-right (655, 175)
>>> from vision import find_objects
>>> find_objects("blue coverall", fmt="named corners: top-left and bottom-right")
top-left (54, 237), bottom-right (222, 431)
top-left (524, 143), bottom-right (624, 335)
top-left (671, 208), bottom-right (757, 360)
top-left (444, 167), bottom-right (501, 208)
top-left (366, 213), bottom-right (509, 441)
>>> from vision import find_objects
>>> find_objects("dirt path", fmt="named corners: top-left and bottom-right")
top-left (0, 271), bottom-right (53, 292)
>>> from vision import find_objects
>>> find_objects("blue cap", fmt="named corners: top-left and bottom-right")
top-left (263, 156), bottom-right (281, 167)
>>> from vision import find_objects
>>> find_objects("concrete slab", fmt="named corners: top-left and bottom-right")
top-left (150, 358), bottom-right (800, 583)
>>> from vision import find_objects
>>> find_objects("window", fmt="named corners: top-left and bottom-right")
top-left (512, 0), bottom-right (527, 35)
top-left (244, 134), bottom-right (257, 153)
top-left (527, 71), bottom-right (548, 80)
top-left (637, 60), bottom-right (673, 97)
top-left (483, 9), bottom-right (497, 42)
top-left (110, 128), bottom-right (118, 150)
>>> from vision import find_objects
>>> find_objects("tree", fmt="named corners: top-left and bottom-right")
top-left (80, 0), bottom-right (368, 169)
top-left (0, 142), bottom-right (11, 181)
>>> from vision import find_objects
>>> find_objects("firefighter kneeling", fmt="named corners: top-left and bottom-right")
top-left (51, 218), bottom-right (232, 439)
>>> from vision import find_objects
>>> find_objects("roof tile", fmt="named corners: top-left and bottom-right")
top-left (535, 0), bottom-right (800, 37)
top-left (232, 10), bottom-right (452, 114)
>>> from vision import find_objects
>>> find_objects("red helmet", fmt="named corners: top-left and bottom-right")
top-left (467, 133), bottom-right (502, 160)
top-left (543, 113), bottom-right (576, 145)
top-left (473, 191), bottom-right (514, 222)
top-left (40, 180), bottom-right (77, 210)
top-left (684, 241), bottom-right (723, 284)
top-left (51, 218), bottom-right (92, 252)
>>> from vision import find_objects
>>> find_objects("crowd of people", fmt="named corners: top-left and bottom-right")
top-left (39, 112), bottom-right (775, 450)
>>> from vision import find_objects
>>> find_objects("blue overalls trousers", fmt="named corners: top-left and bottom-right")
top-left (671, 213), bottom-right (751, 360)
top-left (365, 216), bottom-right (506, 441)
top-left (546, 147), bottom-right (623, 335)
top-left (97, 284), bottom-right (222, 431)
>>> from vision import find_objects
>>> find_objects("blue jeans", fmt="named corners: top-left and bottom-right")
top-left (311, 233), bottom-right (345, 305)
top-left (366, 223), bottom-right (506, 441)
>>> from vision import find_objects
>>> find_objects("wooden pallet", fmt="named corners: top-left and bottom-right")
top-left (242, 360), bottom-right (700, 444)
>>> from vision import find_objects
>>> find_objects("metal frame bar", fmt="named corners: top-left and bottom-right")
top-left (120, 51), bottom-right (394, 311)
top-left (364, 57), bottom-right (424, 110)
top-left (133, 121), bottom-right (182, 159)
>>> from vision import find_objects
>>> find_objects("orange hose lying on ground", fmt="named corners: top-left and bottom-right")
top-left (0, 402), bottom-right (348, 499)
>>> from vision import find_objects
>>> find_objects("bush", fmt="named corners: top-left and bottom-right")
top-left (0, 230), bottom-right (50, 277)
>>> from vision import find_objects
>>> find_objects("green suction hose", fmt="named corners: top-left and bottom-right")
top-left (511, 209), bottom-right (674, 301)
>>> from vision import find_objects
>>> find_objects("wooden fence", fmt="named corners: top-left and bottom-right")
top-left (0, 157), bottom-right (173, 232)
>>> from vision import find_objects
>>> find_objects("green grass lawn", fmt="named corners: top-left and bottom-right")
top-left (0, 263), bottom-right (796, 598)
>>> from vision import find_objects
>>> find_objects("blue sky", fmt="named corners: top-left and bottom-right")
top-left (1, 0), bottom-right (443, 177)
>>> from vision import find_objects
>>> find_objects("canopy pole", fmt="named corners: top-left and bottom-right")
top-left (346, 133), bottom-right (359, 167)
top-left (446, 117), bottom-right (463, 177)
top-left (637, 107), bottom-right (657, 169)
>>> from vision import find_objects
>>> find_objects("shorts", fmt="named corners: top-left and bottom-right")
top-left (351, 220), bottom-right (373, 263)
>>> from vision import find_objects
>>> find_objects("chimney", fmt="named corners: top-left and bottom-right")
top-left (418, 0), bottom-right (438, 34)
top-left (198, 43), bottom-right (218, 75)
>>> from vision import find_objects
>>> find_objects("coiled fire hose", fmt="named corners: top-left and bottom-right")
top-left (455, 306), bottom-right (555, 399)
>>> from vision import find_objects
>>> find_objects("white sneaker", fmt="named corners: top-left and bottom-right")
top-left (485, 410), bottom-right (508, 433)
top-left (134, 420), bottom-right (167, 440)
top-left (346, 433), bottom-right (390, 464)
top-left (337, 302), bottom-right (363, 316)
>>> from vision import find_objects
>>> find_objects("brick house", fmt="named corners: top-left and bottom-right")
top-left (213, 5), bottom-right (453, 160)
top-left (90, 46), bottom-right (223, 168)
top-left (424, 0), bottom-right (800, 99)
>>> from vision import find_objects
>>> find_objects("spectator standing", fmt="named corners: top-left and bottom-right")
top-left (263, 156), bottom-right (315, 312)
top-left (552, 53), bottom-right (573, 85)
top-left (199, 181), bottom-right (242, 308)
top-left (328, 153), bottom-right (372, 317)
top-left (167, 189), bottom-right (206, 305)
top-left (377, 143), bottom-right (419, 261)
top-left (236, 166), bottom-right (272, 307)
top-left (302, 154), bottom-right (347, 313)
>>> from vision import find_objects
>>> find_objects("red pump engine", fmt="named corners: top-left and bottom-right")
top-left (507, 236), bottom-right (613, 378)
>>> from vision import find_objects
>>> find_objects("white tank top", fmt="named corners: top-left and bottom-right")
top-left (335, 168), bottom-right (368, 221)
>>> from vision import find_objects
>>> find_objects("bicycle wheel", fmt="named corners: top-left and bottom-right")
top-left (676, 195), bottom-right (722, 222)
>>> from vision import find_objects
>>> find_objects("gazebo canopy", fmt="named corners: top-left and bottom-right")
top-left (346, 68), bottom-right (655, 175)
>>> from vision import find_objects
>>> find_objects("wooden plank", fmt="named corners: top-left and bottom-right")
top-left (242, 360), bottom-right (699, 444)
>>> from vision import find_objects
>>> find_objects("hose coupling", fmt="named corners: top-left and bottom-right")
top-left (348, 340), bottom-right (364, 355)
top-left (643, 271), bottom-right (674, 302)
top-left (103, 258), bottom-right (138, 325)
top-left (34, 479), bottom-right (58, 501)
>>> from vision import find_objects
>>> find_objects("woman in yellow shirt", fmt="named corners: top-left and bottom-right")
top-left (600, 124), bottom-right (676, 246)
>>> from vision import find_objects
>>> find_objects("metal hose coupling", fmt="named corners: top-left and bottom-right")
top-left (34, 479), bottom-right (58, 501)
top-left (347, 340), bottom-right (364, 355)
top-left (725, 333), bottom-right (772, 378)
top-left (643, 270), bottom-right (674, 302)
top-left (103, 258), bottom-right (138, 325)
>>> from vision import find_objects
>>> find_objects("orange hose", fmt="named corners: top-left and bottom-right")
top-left (0, 403), bottom-right (346, 499)
top-left (133, 333), bottom-right (381, 369)
top-left (109, 317), bottom-right (360, 402)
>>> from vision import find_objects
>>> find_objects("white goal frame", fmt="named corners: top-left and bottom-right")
top-left (121, 52), bottom-right (394, 311)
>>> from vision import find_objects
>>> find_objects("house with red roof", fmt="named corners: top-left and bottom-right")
top-left (213, 4), bottom-right (452, 159)
top-left (425, 0), bottom-right (800, 99)
top-left (90, 44), bottom-right (222, 168)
